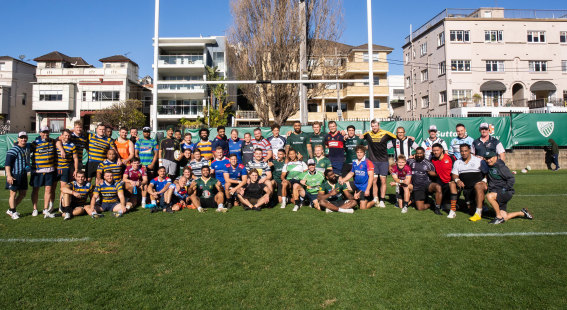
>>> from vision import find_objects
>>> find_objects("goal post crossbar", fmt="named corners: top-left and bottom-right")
top-left (156, 79), bottom-right (370, 85)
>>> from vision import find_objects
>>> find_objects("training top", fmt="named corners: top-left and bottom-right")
top-left (308, 132), bottom-right (326, 156)
top-left (431, 154), bottom-right (453, 184)
top-left (471, 136), bottom-right (505, 157)
top-left (363, 129), bottom-right (396, 162)
top-left (267, 135), bottom-right (286, 160)
top-left (95, 180), bottom-right (123, 204)
top-left (246, 160), bottom-right (270, 178)
top-left (228, 138), bottom-right (245, 163)
top-left (390, 164), bottom-right (412, 180)
top-left (344, 136), bottom-right (366, 164)
top-left (452, 156), bottom-right (487, 188)
top-left (160, 138), bottom-right (180, 162)
top-left (449, 135), bottom-right (474, 160)
top-left (283, 160), bottom-right (308, 180)
top-left (97, 160), bottom-right (123, 182)
top-left (150, 176), bottom-right (172, 193)
top-left (195, 177), bottom-right (219, 198)
top-left (211, 157), bottom-right (230, 186)
top-left (319, 181), bottom-right (349, 201)
top-left (486, 160), bottom-right (515, 193)
top-left (114, 139), bottom-right (131, 161)
top-left (124, 165), bottom-right (147, 182)
top-left (351, 157), bottom-right (374, 191)
top-left (135, 138), bottom-right (158, 167)
top-left (87, 133), bottom-right (113, 163)
top-left (302, 170), bottom-right (325, 194)
top-left (68, 181), bottom-right (94, 205)
top-left (271, 160), bottom-right (286, 182)
top-left (243, 182), bottom-right (267, 199)
top-left (324, 131), bottom-right (345, 163)
top-left (241, 142), bottom-right (255, 165)
top-left (314, 156), bottom-right (332, 173)
top-left (57, 141), bottom-right (76, 170)
top-left (5, 144), bottom-right (31, 175)
top-left (286, 132), bottom-right (309, 162)
top-left (407, 158), bottom-right (435, 190)
top-left (211, 135), bottom-right (229, 157)
top-left (420, 137), bottom-right (448, 159)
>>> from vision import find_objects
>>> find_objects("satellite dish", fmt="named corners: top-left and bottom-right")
top-left (18, 55), bottom-right (25, 60)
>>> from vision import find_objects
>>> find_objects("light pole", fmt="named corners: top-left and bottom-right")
top-left (367, 0), bottom-right (374, 121)
top-left (152, 0), bottom-right (160, 132)
top-left (299, 0), bottom-right (308, 125)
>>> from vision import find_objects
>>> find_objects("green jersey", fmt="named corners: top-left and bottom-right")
top-left (302, 171), bottom-right (325, 194)
top-left (308, 132), bottom-right (325, 156)
top-left (319, 181), bottom-right (349, 201)
top-left (344, 136), bottom-right (366, 163)
top-left (314, 156), bottom-right (332, 173)
top-left (286, 132), bottom-right (309, 162)
top-left (271, 160), bottom-right (286, 183)
top-left (283, 160), bottom-right (308, 180)
top-left (195, 177), bottom-right (219, 198)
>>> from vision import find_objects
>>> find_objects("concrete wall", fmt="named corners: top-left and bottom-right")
top-left (505, 149), bottom-right (566, 171)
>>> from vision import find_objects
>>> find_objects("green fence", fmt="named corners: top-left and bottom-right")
top-left (1, 114), bottom-right (565, 167)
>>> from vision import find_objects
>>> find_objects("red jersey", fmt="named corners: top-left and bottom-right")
top-left (124, 165), bottom-right (147, 182)
top-left (431, 154), bottom-right (453, 184)
top-left (390, 164), bottom-right (412, 180)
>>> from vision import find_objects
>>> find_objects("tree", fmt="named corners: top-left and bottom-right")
top-left (205, 66), bottom-right (234, 127)
top-left (227, 0), bottom-right (343, 125)
top-left (92, 99), bottom-right (146, 129)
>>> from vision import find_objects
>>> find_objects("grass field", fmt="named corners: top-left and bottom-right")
top-left (1, 170), bottom-right (566, 309)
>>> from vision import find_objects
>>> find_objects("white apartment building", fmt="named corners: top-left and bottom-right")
top-left (388, 75), bottom-right (405, 116)
top-left (151, 36), bottom-right (228, 130)
top-left (402, 8), bottom-right (567, 118)
top-left (0, 56), bottom-right (36, 132)
top-left (32, 51), bottom-right (149, 132)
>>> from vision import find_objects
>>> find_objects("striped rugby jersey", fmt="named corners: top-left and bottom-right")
top-left (135, 138), bottom-right (158, 166)
top-left (195, 140), bottom-right (213, 160)
top-left (68, 181), bottom-right (94, 205)
top-left (95, 180), bottom-right (123, 204)
top-left (245, 160), bottom-right (270, 178)
top-left (97, 160), bottom-right (123, 182)
top-left (189, 158), bottom-right (210, 178)
top-left (71, 133), bottom-right (87, 163)
top-left (87, 133), bottom-right (113, 163)
top-left (251, 137), bottom-right (272, 159)
top-left (31, 137), bottom-right (56, 172)
top-left (5, 144), bottom-right (30, 175)
top-left (57, 142), bottom-right (76, 169)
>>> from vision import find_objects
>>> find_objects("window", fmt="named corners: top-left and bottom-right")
top-left (561, 31), bottom-right (567, 43)
top-left (45, 62), bottom-right (57, 68)
top-left (364, 99), bottom-right (380, 109)
top-left (105, 63), bottom-right (111, 68)
top-left (485, 30), bottom-right (503, 42)
top-left (82, 91), bottom-right (87, 101)
top-left (527, 31), bottom-right (546, 43)
top-left (405, 76), bottom-right (411, 88)
top-left (213, 51), bottom-right (225, 67)
top-left (483, 91), bottom-right (503, 106)
top-left (393, 89), bottom-right (405, 96)
top-left (420, 43), bottom-right (427, 56)
top-left (421, 96), bottom-right (429, 108)
top-left (363, 76), bottom-right (380, 86)
top-left (362, 52), bottom-right (379, 62)
top-left (92, 91), bottom-right (120, 101)
top-left (307, 59), bottom-right (319, 67)
top-left (438, 61), bottom-right (446, 75)
top-left (412, 49), bottom-right (416, 59)
top-left (22, 93), bottom-right (26, 105)
top-left (449, 30), bottom-right (470, 42)
top-left (562, 60), bottom-right (567, 72)
top-left (486, 60), bottom-right (504, 72)
top-left (39, 90), bottom-right (63, 101)
top-left (47, 119), bottom-right (65, 133)
top-left (529, 61), bottom-right (547, 72)
top-left (405, 53), bottom-right (409, 64)
top-left (325, 102), bottom-right (347, 112)
top-left (0, 62), bottom-right (4, 71)
top-left (439, 91), bottom-right (447, 104)
top-left (120, 63), bottom-right (125, 68)
top-left (421, 69), bottom-right (428, 82)
top-left (438, 32), bottom-right (445, 47)
top-left (451, 60), bottom-right (471, 72)
top-left (452, 89), bottom-right (472, 101)
top-left (307, 103), bottom-right (319, 112)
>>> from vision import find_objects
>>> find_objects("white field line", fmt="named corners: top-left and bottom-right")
top-left (0, 237), bottom-right (90, 243)
top-left (446, 232), bottom-right (567, 238)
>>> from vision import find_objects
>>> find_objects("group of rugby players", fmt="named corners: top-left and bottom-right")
top-left (5, 118), bottom-right (532, 224)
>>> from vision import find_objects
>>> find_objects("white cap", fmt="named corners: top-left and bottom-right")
top-left (480, 122), bottom-right (489, 129)
top-left (40, 126), bottom-right (50, 132)
top-left (18, 131), bottom-right (28, 138)
top-left (429, 125), bottom-right (437, 131)
top-left (307, 159), bottom-right (316, 165)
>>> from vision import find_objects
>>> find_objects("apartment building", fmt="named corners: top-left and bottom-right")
top-left (0, 56), bottom-right (36, 132)
top-left (32, 51), bottom-right (149, 132)
top-left (401, 8), bottom-right (567, 118)
top-left (151, 36), bottom-right (228, 130)
top-left (234, 42), bottom-right (393, 125)
top-left (388, 75), bottom-right (405, 115)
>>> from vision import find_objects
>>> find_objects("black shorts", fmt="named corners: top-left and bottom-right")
top-left (329, 199), bottom-right (345, 207)
top-left (5, 173), bottom-right (28, 191)
top-left (495, 191), bottom-right (514, 211)
top-left (57, 168), bottom-right (71, 183)
top-left (86, 161), bottom-right (100, 179)
top-left (341, 163), bottom-right (352, 177)
top-left (412, 189), bottom-right (429, 201)
top-left (435, 180), bottom-right (451, 196)
top-left (349, 181), bottom-right (372, 201)
top-left (30, 171), bottom-right (55, 188)
top-left (70, 198), bottom-right (89, 208)
top-left (275, 181), bottom-right (283, 196)
top-left (304, 191), bottom-right (318, 202)
top-left (200, 197), bottom-right (217, 209)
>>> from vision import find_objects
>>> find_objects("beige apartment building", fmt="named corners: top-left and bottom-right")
top-left (401, 8), bottom-right (567, 118)
top-left (0, 56), bottom-right (36, 132)
top-left (234, 42), bottom-right (393, 125)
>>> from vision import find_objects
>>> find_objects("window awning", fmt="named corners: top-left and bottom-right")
top-left (480, 81), bottom-right (506, 92)
top-left (530, 81), bottom-right (556, 92)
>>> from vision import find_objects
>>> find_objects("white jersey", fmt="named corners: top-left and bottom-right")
top-left (451, 156), bottom-right (484, 175)
top-left (420, 137), bottom-right (448, 159)
top-left (387, 138), bottom-right (418, 159)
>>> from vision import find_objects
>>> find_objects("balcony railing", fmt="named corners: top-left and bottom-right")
top-left (157, 84), bottom-right (205, 91)
top-left (235, 110), bottom-right (259, 119)
top-left (449, 98), bottom-right (539, 109)
top-left (157, 104), bottom-right (203, 116)
top-left (528, 98), bottom-right (567, 109)
top-left (158, 55), bottom-right (204, 65)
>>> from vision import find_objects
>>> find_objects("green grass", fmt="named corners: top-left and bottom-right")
top-left (1, 171), bottom-right (566, 309)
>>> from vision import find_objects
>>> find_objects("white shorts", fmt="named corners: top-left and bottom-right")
top-left (162, 159), bottom-right (178, 176)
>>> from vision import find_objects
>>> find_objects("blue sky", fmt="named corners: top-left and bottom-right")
top-left (1, 0), bottom-right (564, 77)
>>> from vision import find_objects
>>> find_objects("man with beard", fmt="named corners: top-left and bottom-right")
top-left (449, 123), bottom-right (474, 161)
top-left (190, 166), bottom-right (226, 213)
top-left (407, 147), bottom-right (442, 215)
top-left (431, 143), bottom-right (458, 219)
top-left (211, 126), bottom-right (229, 158)
top-left (159, 126), bottom-right (181, 179)
top-left (317, 169), bottom-right (356, 214)
top-left (285, 121), bottom-right (309, 162)
top-left (195, 128), bottom-right (213, 161)
top-left (251, 127), bottom-right (272, 162)
top-left (452, 144), bottom-right (489, 222)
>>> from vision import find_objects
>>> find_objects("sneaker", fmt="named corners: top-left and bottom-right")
top-left (243, 206), bottom-right (251, 211)
top-left (325, 208), bottom-right (333, 213)
top-left (226, 202), bottom-right (233, 210)
top-left (141, 202), bottom-right (146, 208)
top-left (401, 206), bottom-right (408, 214)
top-left (44, 212), bottom-right (55, 219)
top-left (378, 200), bottom-right (386, 208)
top-left (292, 205), bottom-right (300, 212)
top-left (433, 207), bottom-right (443, 216)
top-left (309, 202), bottom-right (314, 208)
top-left (91, 213), bottom-right (102, 219)
top-left (6, 209), bottom-right (13, 216)
top-left (489, 217), bottom-right (505, 224)
top-left (42, 209), bottom-right (50, 216)
top-left (216, 208), bottom-right (228, 213)
top-left (469, 213), bottom-right (482, 222)
top-left (114, 212), bottom-right (123, 218)
top-left (32, 209), bottom-right (39, 217)
top-left (373, 197), bottom-right (379, 204)
top-left (164, 207), bottom-right (174, 214)
top-left (253, 207), bottom-right (262, 211)
top-left (145, 203), bottom-right (157, 209)
top-left (521, 208), bottom-right (533, 220)
top-left (197, 207), bottom-right (206, 213)
top-left (10, 211), bottom-right (20, 220)
top-left (447, 210), bottom-right (456, 219)
top-left (150, 208), bottom-right (160, 213)
top-left (63, 213), bottom-right (71, 220)
top-left (280, 203), bottom-right (286, 209)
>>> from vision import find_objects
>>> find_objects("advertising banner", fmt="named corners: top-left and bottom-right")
top-left (511, 113), bottom-right (567, 146)
top-left (421, 117), bottom-right (512, 149)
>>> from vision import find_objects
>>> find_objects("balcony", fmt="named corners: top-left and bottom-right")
top-left (235, 110), bottom-right (259, 120)
top-left (528, 98), bottom-right (567, 109)
top-left (158, 55), bottom-right (204, 66)
top-left (345, 61), bottom-right (388, 74)
top-left (157, 103), bottom-right (203, 118)
top-left (343, 85), bottom-right (389, 98)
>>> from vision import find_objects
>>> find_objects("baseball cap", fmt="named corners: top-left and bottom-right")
top-left (429, 125), bottom-right (437, 131)
top-left (142, 126), bottom-right (151, 132)
top-left (483, 151), bottom-right (497, 159)
top-left (18, 131), bottom-right (28, 138)
top-left (40, 126), bottom-right (50, 132)
top-left (166, 125), bottom-right (175, 131)
top-left (307, 159), bottom-right (316, 166)
top-left (479, 122), bottom-right (489, 130)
